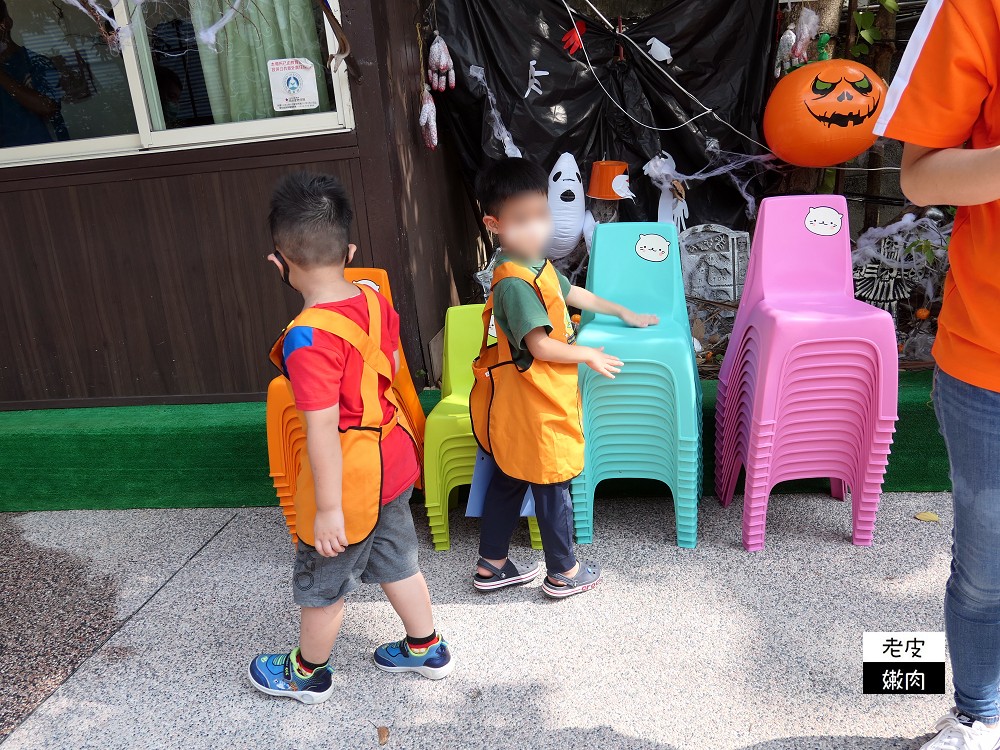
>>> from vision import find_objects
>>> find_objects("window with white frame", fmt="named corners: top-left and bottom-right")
top-left (0, 0), bottom-right (354, 168)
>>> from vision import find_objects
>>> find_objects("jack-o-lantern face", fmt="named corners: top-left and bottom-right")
top-left (763, 59), bottom-right (887, 168)
top-left (805, 71), bottom-right (881, 128)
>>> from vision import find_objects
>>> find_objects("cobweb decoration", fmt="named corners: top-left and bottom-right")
top-left (468, 64), bottom-right (522, 159)
top-left (645, 138), bottom-right (778, 221)
top-left (62, 0), bottom-right (133, 50)
top-left (197, 0), bottom-right (244, 46)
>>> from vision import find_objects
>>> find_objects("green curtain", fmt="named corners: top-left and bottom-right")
top-left (192, 0), bottom-right (331, 124)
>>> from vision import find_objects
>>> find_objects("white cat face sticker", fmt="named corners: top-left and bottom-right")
top-left (805, 206), bottom-right (843, 236)
top-left (635, 233), bottom-right (670, 262)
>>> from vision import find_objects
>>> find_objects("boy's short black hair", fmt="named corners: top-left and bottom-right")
top-left (476, 157), bottom-right (548, 217)
top-left (268, 172), bottom-right (353, 268)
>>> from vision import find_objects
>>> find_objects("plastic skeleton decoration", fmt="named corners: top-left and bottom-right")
top-left (547, 153), bottom-right (586, 260)
top-left (524, 59), bottom-right (549, 98)
top-left (427, 32), bottom-right (456, 92)
top-left (643, 152), bottom-right (689, 231)
top-left (418, 85), bottom-right (438, 150)
top-left (852, 212), bottom-right (951, 318)
top-left (852, 238), bottom-right (915, 318)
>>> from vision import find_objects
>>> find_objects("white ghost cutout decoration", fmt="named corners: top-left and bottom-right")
top-left (547, 152), bottom-right (585, 260)
top-left (805, 206), bottom-right (843, 236)
top-left (611, 173), bottom-right (636, 200)
top-left (646, 37), bottom-right (673, 63)
top-left (635, 233), bottom-right (670, 262)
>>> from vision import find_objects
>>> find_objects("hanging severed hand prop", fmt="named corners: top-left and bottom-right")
top-left (418, 84), bottom-right (438, 150)
top-left (427, 32), bottom-right (456, 92)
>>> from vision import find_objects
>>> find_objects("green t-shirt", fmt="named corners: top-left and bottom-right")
top-left (492, 254), bottom-right (573, 369)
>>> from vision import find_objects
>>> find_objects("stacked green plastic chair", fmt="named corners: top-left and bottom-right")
top-left (423, 303), bottom-right (542, 550)
top-left (571, 222), bottom-right (703, 548)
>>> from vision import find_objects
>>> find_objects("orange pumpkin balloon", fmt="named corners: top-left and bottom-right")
top-left (763, 59), bottom-right (886, 168)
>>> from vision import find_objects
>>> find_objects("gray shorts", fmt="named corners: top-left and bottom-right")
top-left (292, 486), bottom-right (420, 608)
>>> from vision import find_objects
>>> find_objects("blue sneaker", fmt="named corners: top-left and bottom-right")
top-left (373, 636), bottom-right (454, 680)
top-left (248, 649), bottom-right (334, 704)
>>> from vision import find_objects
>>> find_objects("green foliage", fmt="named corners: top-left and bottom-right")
top-left (850, 5), bottom-right (895, 57)
top-left (906, 238), bottom-right (939, 263)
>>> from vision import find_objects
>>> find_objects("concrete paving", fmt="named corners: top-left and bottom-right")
top-left (1, 491), bottom-right (957, 749)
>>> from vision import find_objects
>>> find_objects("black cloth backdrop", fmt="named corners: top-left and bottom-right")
top-left (432, 0), bottom-right (776, 229)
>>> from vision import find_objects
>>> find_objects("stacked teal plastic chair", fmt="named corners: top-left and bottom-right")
top-left (571, 222), bottom-right (702, 548)
top-left (423, 304), bottom-right (542, 550)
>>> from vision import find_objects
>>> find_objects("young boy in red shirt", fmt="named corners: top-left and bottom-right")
top-left (249, 173), bottom-right (453, 703)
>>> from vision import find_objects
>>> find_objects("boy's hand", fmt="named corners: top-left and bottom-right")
top-left (621, 310), bottom-right (659, 328)
top-left (583, 347), bottom-right (623, 379)
top-left (313, 508), bottom-right (349, 557)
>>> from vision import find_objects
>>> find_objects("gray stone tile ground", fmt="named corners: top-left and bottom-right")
top-left (1, 492), bottom-right (955, 749)
top-left (0, 509), bottom-right (236, 740)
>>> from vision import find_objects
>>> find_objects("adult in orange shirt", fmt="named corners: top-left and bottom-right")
top-left (876, 1), bottom-right (1000, 748)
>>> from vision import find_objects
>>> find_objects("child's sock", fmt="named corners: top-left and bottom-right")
top-left (292, 647), bottom-right (328, 678)
top-left (405, 631), bottom-right (440, 656)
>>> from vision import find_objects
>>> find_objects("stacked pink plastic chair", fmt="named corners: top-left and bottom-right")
top-left (715, 195), bottom-right (898, 551)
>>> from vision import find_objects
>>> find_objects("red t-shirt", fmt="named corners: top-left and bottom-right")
top-left (282, 290), bottom-right (419, 503)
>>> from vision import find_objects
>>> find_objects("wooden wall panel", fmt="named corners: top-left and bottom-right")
top-left (374, 0), bottom-right (482, 367)
top-left (0, 0), bottom-right (478, 407)
top-left (0, 157), bottom-right (369, 405)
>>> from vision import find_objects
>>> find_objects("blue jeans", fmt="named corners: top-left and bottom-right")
top-left (478, 468), bottom-right (577, 575)
top-left (934, 367), bottom-right (1000, 723)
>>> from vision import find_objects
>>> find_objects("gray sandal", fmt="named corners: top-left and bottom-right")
top-left (541, 560), bottom-right (603, 599)
top-left (473, 558), bottom-right (542, 592)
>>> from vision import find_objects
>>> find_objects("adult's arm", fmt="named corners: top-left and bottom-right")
top-left (901, 143), bottom-right (1000, 207)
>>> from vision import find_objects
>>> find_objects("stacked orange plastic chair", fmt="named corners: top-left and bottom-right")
top-left (266, 269), bottom-right (426, 543)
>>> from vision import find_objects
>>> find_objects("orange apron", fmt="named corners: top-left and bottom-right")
top-left (469, 260), bottom-right (584, 485)
top-left (269, 285), bottom-right (411, 546)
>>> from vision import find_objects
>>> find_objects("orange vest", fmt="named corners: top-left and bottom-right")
top-left (268, 285), bottom-right (411, 546)
top-left (470, 260), bottom-right (584, 484)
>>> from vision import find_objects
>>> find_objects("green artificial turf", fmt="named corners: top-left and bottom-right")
top-left (0, 372), bottom-right (948, 513)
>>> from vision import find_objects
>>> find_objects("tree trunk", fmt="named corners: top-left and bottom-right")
top-left (863, 5), bottom-right (898, 229)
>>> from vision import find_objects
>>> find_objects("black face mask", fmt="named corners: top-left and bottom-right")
top-left (273, 250), bottom-right (294, 288)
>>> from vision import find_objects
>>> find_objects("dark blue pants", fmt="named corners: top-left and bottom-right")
top-left (478, 467), bottom-right (577, 574)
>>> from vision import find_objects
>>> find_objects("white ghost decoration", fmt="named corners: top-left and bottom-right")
top-left (804, 206), bottom-right (843, 236)
top-left (611, 173), bottom-right (636, 200)
top-left (582, 210), bottom-right (598, 254)
top-left (646, 37), bottom-right (673, 63)
top-left (635, 233), bottom-right (670, 262)
top-left (547, 152), bottom-right (585, 260)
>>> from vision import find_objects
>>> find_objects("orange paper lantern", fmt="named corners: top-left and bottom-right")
top-left (587, 160), bottom-right (629, 200)
top-left (763, 59), bottom-right (886, 168)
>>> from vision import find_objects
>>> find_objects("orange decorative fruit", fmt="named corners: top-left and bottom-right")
top-left (915, 307), bottom-right (931, 320)
top-left (764, 59), bottom-right (886, 167)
